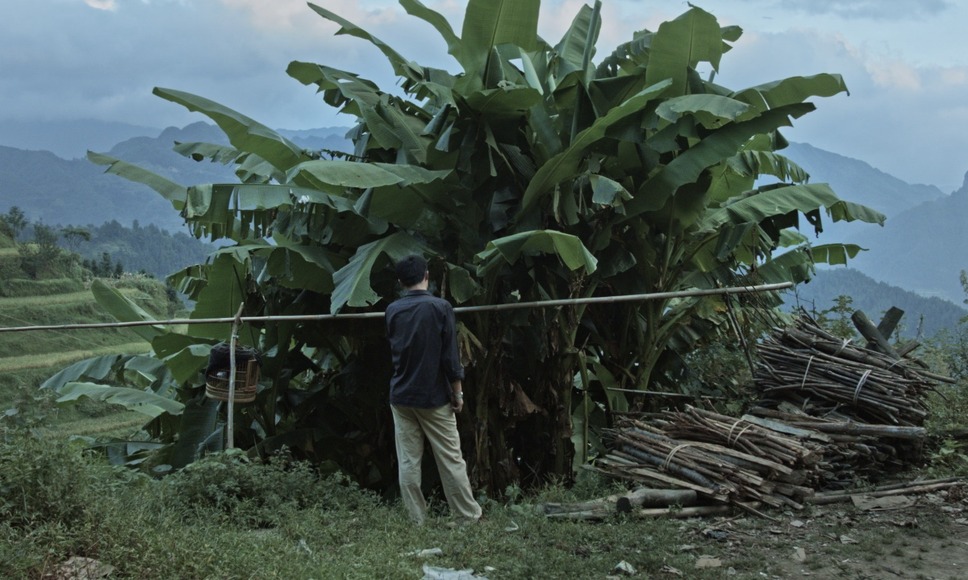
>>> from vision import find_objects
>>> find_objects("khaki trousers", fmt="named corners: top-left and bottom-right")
top-left (391, 404), bottom-right (482, 524)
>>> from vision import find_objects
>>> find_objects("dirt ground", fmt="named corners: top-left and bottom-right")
top-left (671, 484), bottom-right (968, 579)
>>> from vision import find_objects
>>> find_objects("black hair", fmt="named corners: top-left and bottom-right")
top-left (395, 254), bottom-right (427, 287)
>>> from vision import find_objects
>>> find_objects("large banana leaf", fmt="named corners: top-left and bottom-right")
top-left (400, 0), bottom-right (463, 65)
top-left (753, 247), bottom-right (815, 284)
top-left (461, 0), bottom-right (540, 81)
top-left (91, 279), bottom-right (165, 342)
top-left (292, 160), bottom-right (450, 191)
top-left (826, 199), bottom-right (886, 225)
top-left (656, 94), bottom-right (750, 127)
top-left (330, 231), bottom-right (427, 313)
top-left (701, 183), bottom-right (884, 231)
top-left (286, 62), bottom-right (382, 116)
top-left (520, 79), bottom-right (672, 215)
top-left (185, 252), bottom-right (252, 340)
top-left (41, 354), bottom-right (127, 391)
top-left (811, 243), bottom-right (865, 266)
top-left (361, 100), bottom-right (432, 164)
top-left (625, 103), bottom-right (815, 217)
top-left (263, 244), bottom-right (338, 294)
top-left (553, 1), bottom-right (601, 83)
top-left (164, 397), bottom-right (220, 469)
top-left (645, 7), bottom-right (724, 96)
top-left (465, 87), bottom-right (543, 118)
top-left (307, 3), bottom-right (423, 83)
top-left (736, 73), bottom-right (849, 112)
top-left (153, 87), bottom-right (308, 172)
top-left (476, 230), bottom-right (598, 275)
top-left (726, 150), bottom-right (809, 183)
top-left (172, 141), bottom-right (241, 165)
top-left (151, 334), bottom-right (212, 384)
top-left (87, 152), bottom-right (187, 210)
top-left (57, 382), bottom-right (184, 418)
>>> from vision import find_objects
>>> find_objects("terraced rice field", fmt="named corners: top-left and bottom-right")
top-left (0, 277), bottom-right (158, 439)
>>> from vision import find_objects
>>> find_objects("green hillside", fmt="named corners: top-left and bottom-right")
top-left (844, 175), bottom-right (968, 304)
top-left (0, 122), bottom-right (352, 234)
top-left (0, 258), bottom-right (177, 438)
top-left (784, 267), bottom-right (966, 338)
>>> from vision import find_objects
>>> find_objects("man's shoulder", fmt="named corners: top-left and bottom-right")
top-left (388, 291), bottom-right (445, 306)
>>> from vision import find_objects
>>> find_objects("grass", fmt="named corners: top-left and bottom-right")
top-left (0, 287), bottom-right (146, 308)
top-left (4, 435), bottom-right (964, 580)
top-left (0, 273), bottom-right (173, 444)
top-left (0, 341), bottom-right (148, 373)
top-left (40, 410), bottom-right (147, 439)
top-left (0, 441), bottom-right (702, 579)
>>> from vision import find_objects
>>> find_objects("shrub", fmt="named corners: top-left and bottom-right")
top-left (163, 449), bottom-right (379, 528)
top-left (0, 277), bottom-right (84, 297)
top-left (0, 432), bottom-right (95, 529)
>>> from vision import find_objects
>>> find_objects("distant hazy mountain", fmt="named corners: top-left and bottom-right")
top-left (0, 145), bottom-right (187, 231)
top-left (0, 121), bottom-right (352, 231)
top-left (784, 142), bottom-right (944, 217)
top-left (780, 142), bottom-right (966, 304)
top-left (841, 173), bottom-right (968, 304)
top-left (785, 267), bottom-right (965, 339)
top-left (0, 119), bottom-right (161, 159)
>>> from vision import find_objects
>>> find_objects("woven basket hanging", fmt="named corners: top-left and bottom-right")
top-left (204, 343), bottom-right (261, 403)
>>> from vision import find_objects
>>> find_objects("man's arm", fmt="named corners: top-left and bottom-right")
top-left (450, 379), bottom-right (464, 413)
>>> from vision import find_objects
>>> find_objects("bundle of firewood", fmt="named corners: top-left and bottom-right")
top-left (598, 411), bottom-right (822, 509)
top-left (592, 309), bottom-right (955, 510)
top-left (752, 313), bottom-right (945, 426)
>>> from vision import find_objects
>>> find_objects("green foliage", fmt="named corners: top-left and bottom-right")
top-left (789, 268), bottom-right (966, 339)
top-left (18, 223), bottom-right (64, 279)
top-left (73, 219), bottom-right (213, 280)
top-left (164, 449), bottom-right (375, 528)
top-left (0, 429), bottom-right (697, 579)
top-left (78, 0), bottom-right (885, 491)
top-left (819, 294), bottom-right (858, 340)
top-left (0, 432), bottom-right (95, 530)
top-left (0, 277), bottom-right (83, 298)
top-left (0, 206), bottom-right (27, 240)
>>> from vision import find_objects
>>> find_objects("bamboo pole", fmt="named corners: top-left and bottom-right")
top-left (0, 282), bottom-right (793, 334)
top-left (226, 303), bottom-right (244, 450)
top-left (805, 480), bottom-right (964, 505)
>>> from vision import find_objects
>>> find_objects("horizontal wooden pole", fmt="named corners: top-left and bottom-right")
top-left (0, 282), bottom-right (792, 334)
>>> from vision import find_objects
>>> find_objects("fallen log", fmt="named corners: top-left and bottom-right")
top-left (635, 505), bottom-right (732, 519)
top-left (783, 421), bottom-right (926, 440)
top-left (806, 480), bottom-right (964, 505)
top-left (616, 488), bottom-right (698, 512)
top-left (538, 487), bottom-right (699, 518)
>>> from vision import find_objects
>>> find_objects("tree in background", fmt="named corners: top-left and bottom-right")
top-left (18, 223), bottom-right (63, 279)
top-left (72, 0), bottom-right (883, 490)
top-left (61, 227), bottom-right (91, 253)
top-left (820, 294), bottom-right (858, 340)
top-left (0, 207), bottom-right (28, 241)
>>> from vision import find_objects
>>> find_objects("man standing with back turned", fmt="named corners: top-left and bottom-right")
top-left (385, 255), bottom-right (482, 525)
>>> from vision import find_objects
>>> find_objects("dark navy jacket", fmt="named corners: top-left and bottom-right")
top-left (385, 290), bottom-right (464, 408)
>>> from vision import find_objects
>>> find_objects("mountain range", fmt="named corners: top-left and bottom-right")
top-left (0, 119), bottom-right (965, 327)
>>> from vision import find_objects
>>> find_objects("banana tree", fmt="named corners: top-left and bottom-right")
top-left (75, 0), bottom-right (884, 491)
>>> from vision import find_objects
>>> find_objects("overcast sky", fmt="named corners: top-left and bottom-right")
top-left (3, 0), bottom-right (966, 191)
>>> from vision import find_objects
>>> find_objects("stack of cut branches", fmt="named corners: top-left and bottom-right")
top-left (598, 411), bottom-right (822, 509)
top-left (593, 310), bottom-right (954, 511)
top-left (752, 314), bottom-right (943, 426)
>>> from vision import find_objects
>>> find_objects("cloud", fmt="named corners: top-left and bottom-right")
top-left (761, 0), bottom-right (952, 19)
top-left (867, 60), bottom-right (922, 90)
top-left (84, 0), bottom-right (117, 10)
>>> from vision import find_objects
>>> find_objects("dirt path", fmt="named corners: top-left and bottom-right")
top-left (671, 485), bottom-right (968, 579)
